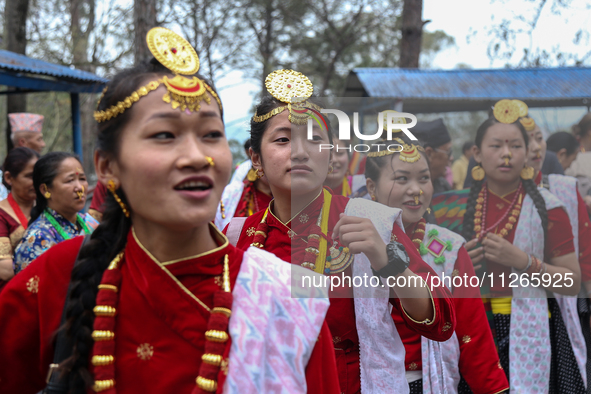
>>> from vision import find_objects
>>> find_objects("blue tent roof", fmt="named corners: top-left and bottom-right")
top-left (344, 67), bottom-right (591, 113)
top-left (0, 49), bottom-right (108, 159)
top-left (0, 49), bottom-right (107, 94)
top-left (0, 49), bottom-right (107, 83)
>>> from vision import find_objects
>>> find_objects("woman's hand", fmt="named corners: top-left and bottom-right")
top-left (332, 213), bottom-right (387, 271)
top-left (481, 233), bottom-right (528, 269)
top-left (465, 238), bottom-right (484, 270)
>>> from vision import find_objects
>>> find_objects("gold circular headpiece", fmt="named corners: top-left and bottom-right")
top-left (382, 110), bottom-right (407, 132)
top-left (265, 69), bottom-right (313, 104)
top-left (493, 99), bottom-right (521, 124)
top-left (146, 27), bottom-right (200, 75)
top-left (512, 100), bottom-right (529, 118)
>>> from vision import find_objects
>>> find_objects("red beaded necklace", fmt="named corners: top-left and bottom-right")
top-left (90, 251), bottom-right (232, 393)
top-left (473, 182), bottom-right (523, 242)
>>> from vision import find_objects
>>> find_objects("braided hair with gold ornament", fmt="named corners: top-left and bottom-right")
top-left (59, 27), bottom-right (225, 394)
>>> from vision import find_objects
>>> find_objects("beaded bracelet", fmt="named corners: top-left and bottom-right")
top-left (516, 254), bottom-right (532, 273)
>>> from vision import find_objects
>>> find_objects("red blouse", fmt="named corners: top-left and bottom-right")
top-left (227, 190), bottom-right (456, 394)
top-left (482, 188), bottom-right (575, 297)
top-left (233, 180), bottom-right (272, 218)
top-left (0, 227), bottom-right (339, 393)
top-left (393, 223), bottom-right (509, 394)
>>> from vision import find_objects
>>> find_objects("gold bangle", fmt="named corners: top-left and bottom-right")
top-left (92, 330), bottom-right (115, 341)
top-left (201, 353), bottom-right (222, 366)
top-left (98, 284), bottom-right (118, 292)
top-left (93, 305), bottom-right (116, 317)
top-left (92, 355), bottom-right (114, 366)
top-left (212, 307), bottom-right (232, 318)
top-left (93, 379), bottom-right (115, 392)
top-left (205, 330), bottom-right (229, 343)
top-left (196, 376), bottom-right (217, 392)
top-left (254, 231), bottom-right (267, 238)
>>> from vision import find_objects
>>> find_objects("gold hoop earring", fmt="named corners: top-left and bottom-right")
top-left (256, 169), bottom-right (264, 179)
top-left (520, 166), bottom-right (534, 180)
top-left (471, 164), bottom-right (485, 181)
top-left (44, 191), bottom-right (51, 199)
top-left (205, 156), bottom-right (215, 167)
top-left (107, 180), bottom-right (130, 218)
top-left (328, 165), bottom-right (334, 174)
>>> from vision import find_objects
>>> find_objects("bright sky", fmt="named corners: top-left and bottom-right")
top-left (217, 0), bottom-right (591, 142)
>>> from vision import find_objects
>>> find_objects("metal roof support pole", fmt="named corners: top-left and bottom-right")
top-left (70, 93), bottom-right (83, 161)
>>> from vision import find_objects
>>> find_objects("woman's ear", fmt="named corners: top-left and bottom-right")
top-left (3, 171), bottom-right (13, 187)
top-left (472, 145), bottom-right (482, 164)
top-left (39, 183), bottom-right (48, 195)
top-left (366, 177), bottom-right (377, 199)
top-left (556, 148), bottom-right (567, 164)
top-left (250, 148), bottom-right (262, 171)
top-left (95, 150), bottom-right (120, 188)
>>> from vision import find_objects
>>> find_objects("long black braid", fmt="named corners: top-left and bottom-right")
top-left (461, 116), bottom-right (548, 248)
top-left (59, 59), bottom-right (221, 392)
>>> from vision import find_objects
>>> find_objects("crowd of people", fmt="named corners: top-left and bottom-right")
top-left (0, 27), bottom-right (590, 394)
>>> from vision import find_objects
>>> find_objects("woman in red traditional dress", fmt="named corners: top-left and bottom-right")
top-left (225, 69), bottom-right (456, 394)
top-left (323, 134), bottom-right (352, 197)
top-left (463, 99), bottom-right (584, 393)
top-left (523, 111), bottom-right (591, 388)
top-left (0, 147), bottom-right (39, 283)
top-left (0, 28), bottom-right (338, 394)
top-left (214, 150), bottom-right (272, 230)
top-left (364, 134), bottom-right (508, 394)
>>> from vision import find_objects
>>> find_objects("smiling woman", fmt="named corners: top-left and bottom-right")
top-left (228, 70), bottom-right (457, 394)
top-left (0, 28), bottom-right (335, 394)
top-left (365, 135), bottom-right (509, 394)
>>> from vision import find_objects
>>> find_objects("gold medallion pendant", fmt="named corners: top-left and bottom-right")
top-left (326, 240), bottom-right (353, 274)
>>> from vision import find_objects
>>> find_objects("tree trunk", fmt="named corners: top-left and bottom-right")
top-left (134, 0), bottom-right (157, 65)
top-left (399, 0), bottom-right (423, 68)
top-left (4, 0), bottom-right (30, 151)
top-left (70, 0), bottom-right (96, 173)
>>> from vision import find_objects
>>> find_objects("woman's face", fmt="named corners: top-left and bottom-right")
top-left (474, 123), bottom-right (527, 185)
top-left (46, 157), bottom-right (88, 217)
top-left (368, 155), bottom-right (433, 227)
top-left (324, 137), bottom-right (349, 187)
top-left (7, 158), bottom-right (37, 202)
top-left (526, 125), bottom-right (546, 173)
top-left (252, 109), bottom-right (331, 200)
top-left (102, 84), bottom-right (231, 231)
top-left (559, 150), bottom-right (578, 170)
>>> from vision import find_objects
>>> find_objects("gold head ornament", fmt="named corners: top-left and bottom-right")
top-left (367, 137), bottom-right (424, 163)
top-left (94, 27), bottom-right (221, 123)
top-left (381, 110), bottom-right (407, 133)
top-left (252, 69), bottom-right (322, 125)
top-left (493, 99), bottom-right (536, 132)
top-left (493, 99), bottom-right (522, 124)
